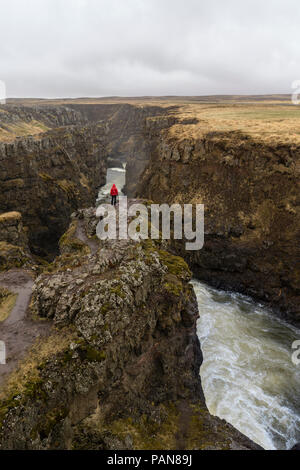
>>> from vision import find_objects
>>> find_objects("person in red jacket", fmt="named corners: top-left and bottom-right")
top-left (110, 184), bottom-right (118, 206)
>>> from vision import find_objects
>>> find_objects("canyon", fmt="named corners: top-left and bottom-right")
top-left (0, 97), bottom-right (299, 449)
top-left (129, 103), bottom-right (300, 327)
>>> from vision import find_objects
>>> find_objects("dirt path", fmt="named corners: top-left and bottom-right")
top-left (0, 269), bottom-right (51, 386)
top-left (0, 270), bottom-right (33, 326)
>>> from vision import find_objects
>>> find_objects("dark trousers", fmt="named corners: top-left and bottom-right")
top-left (111, 195), bottom-right (117, 206)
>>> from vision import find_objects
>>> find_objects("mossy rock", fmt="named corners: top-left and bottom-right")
top-left (109, 285), bottom-right (126, 299)
top-left (158, 250), bottom-right (191, 280)
top-left (57, 179), bottom-right (78, 198)
top-left (59, 221), bottom-right (90, 256)
top-left (38, 172), bottom-right (54, 183)
top-left (163, 273), bottom-right (183, 297)
top-left (32, 406), bottom-right (69, 441)
top-left (74, 403), bottom-right (179, 450)
top-left (0, 241), bottom-right (29, 271)
top-left (62, 340), bottom-right (106, 365)
top-left (0, 377), bottom-right (48, 431)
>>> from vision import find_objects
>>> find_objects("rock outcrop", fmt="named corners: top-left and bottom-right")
top-left (0, 104), bottom-right (87, 133)
top-left (124, 114), bottom-right (178, 197)
top-left (0, 209), bottom-right (259, 450)
top-left (68, 103), bottom-right (176, 187)
top-left (0, 212), bottom-right (28, 249)
top-left (69, 103), bottom-right (172, 167)
top-left (0, 212), bottom-right (32, 271)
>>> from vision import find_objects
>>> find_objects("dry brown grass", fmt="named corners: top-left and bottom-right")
top-left (6, 94), bottom-right (292, 106)
top-left (0, 288), bottom-right (17, 322)
top-left (0, 327), bottom-right (75, 400)
top-left (0, 211), bottom-right (21, 224)
top-left (0, 120), bottom-right (49, 143)
top-left (32, 97), bottom-right (300, 144)
top-left (169, 103), bottom-right (300, 144)
top-left (2, 96), bottom-right (300, 144)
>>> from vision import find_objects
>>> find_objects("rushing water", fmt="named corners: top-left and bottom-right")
top-left (191, 279), bottom-right (300, 450)
top-left (96, 166), bottom-right (126, 205)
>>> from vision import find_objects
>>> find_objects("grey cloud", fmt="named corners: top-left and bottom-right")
top-left (0, 0), bottom-right (299, 97)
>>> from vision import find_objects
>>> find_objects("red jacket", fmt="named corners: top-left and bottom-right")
top-left (110, 184), bottom-right (118, 196)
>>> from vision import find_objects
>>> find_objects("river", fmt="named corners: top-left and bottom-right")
top-left (192, 279), bottom-right (300, 450)
top-left (96, 166), bottom-right (126, 205)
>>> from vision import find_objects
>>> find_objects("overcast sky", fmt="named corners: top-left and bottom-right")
top-left (0, 0), bottom-right (300, 97)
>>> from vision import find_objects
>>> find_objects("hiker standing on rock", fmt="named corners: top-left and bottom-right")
top-left (110, 184), bottom-right (118, 206)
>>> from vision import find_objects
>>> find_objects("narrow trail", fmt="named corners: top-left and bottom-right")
top-left (0, 217), bottom-right (99, 387)
top-left (0, 269), bottom-right (51, 386)
top-left (0, 270), bottom-right (34, 326)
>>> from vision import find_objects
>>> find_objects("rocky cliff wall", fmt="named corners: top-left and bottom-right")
top-left (0, 212), bottom-right (28, 249)
top-left (69, 103), bottom-right (173, 168)
top-left (134, 127), bottom-right (300, 326)
top-left (124, 114), bottom-right (178, 196)
top-left (0, 211), bottom-right (32, 270)
top-left (0, 123), bottom-right (107, 257)
top-left (0, 104), bottom-right (87, 131)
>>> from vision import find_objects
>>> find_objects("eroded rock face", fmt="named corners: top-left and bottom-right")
top-left (69, 103), bottom-right (178, 190)
top-left (0, 212), bottom-right (28, 249)
top-left (0, 123), bottom-right (107, 257)
top-left (0, 212), bottom-right (32, 270)
top-left (69, 103), bottom-right (173, 169)
top-left (134, 129), bottom-right (300, 325)
top-left (0, 104), bottom-right (87, 132)
top-left (124, 114), bottom-right (178, 196)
